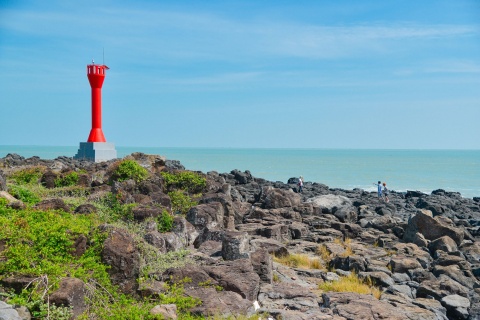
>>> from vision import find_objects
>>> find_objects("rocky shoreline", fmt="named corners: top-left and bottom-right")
top-left (1, 152), bottom-right (480, 320)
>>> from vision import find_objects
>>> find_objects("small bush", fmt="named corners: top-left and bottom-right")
top-left (168, 190), bottom-right (197, 215)
top-left (158, 209), bottom-right (174, 233)
top-left (8, 185), bottom-right (41, 205)
top-left (11, 167), bottom-right (44, 185)
top-left (161, 171), bottom-right (206, 194)
top-left (54, 171), bottom-right (79, 188)
top-left (112, 160), bottom-right (149, 183)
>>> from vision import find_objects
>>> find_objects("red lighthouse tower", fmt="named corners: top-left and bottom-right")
top-left (75, 60), bottom-right (117, 162)
top-left (87, 63), bottom-right (108, 142)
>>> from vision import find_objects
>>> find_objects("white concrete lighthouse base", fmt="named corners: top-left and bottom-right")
top-left (74, 142), bottom-right (117, 162)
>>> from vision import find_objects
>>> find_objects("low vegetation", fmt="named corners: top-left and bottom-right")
top-left (273, 253), bottom-right (324, 270)
top-left (0, 164), bottom-right (213, 319)
top-left (111, 159), bottom-right (149, 183)
top-left (318, 272), bottom-right (382, 299)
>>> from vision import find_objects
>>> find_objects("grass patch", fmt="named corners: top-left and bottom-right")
top-left (318, 272), bottom-right (382, 299)
top-left (274, 253), bottom-right (324, 270)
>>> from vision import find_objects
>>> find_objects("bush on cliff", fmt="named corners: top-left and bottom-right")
top-left (168, 190), bottom-right (198, 215)
top-left (54, 171), bottom-right (79, 187)
top-left (8, 184), bottom-right (41, 205)
top-left (10, 166), bottom-right (45, 185)
top-left (111, 159), bottom-right (149, 183)
top-left (161, 171), bottom-right (206, 194)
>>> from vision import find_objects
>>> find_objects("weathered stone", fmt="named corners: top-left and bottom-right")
top-left (322, 291), bottom-right (438, 320)
top-left (433, 264), bottom-right (479, 289)
top-left (49, 277), bottom-right (86, 319)
top-left (251, 248), bottom-right (273, 284)
top-left (388, 256), bottom-right (423, 273)
top-left (187, 287), bottom-right (252, 317)
top-left (72, 234), bottom-right (87, 257)
top-left (261, 187), bottom-right (302, 209)
top-left (429, 236), bottom-right (458, 254)
top-left (138, 280), bottom-right (168, 298)
top-left (258, 224), bottom-right (291, 242)
top-left (403, 211), bottom-right (464, 245)
top-left (41, 170), bottom-right (57, 189)
top-left (441, 294), bottom-right (470, 320)
top-left (172, 216), bottom-right (198, 247)
top-left (101, 227), bottom-right (140, 295)
top-left (203, 259), bottom-right (260, 301)
top-left (0, 276), bottom-right (37, 294)
top-left (250, 238), bottom-right (288, 257)
top-left (34, 198), bottom-right (70, 212)
top-left (416, 275), bottom-right (469, 300)
top-left (0, 171), bottom-right (6, 191)
top-left (258, 282), bottom-right (320, 313)
top-left (0, 301), bottom-right (22, 320)
top-left (329, 255), bottom-right (367, 273)
top-left (222, 231), bottom-right (250, 260)
top-left (132, 205), bottom-right (163, 221)
top-left (74, 203), bottom-right (97, 214)
top-left (187, 202), bottom-right (225, 230)
top-left (144, 231), bottom-right (168, 253)
top-left (193, 228), bottom-right (225, 248)
top-left (358, 271), bottom-right (395, 287)
top-left (149, 304), bottom-right (177, 319)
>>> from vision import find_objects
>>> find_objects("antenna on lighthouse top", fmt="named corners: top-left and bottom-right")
top-left (92, 59), bottom-right (94, 64)
top-left (103, 48), bottom-right (105, 66)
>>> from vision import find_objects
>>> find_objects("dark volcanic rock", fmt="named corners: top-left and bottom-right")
top-left (403, 210), bottom-right (464, 245)
top-left (101, 227), bottom-right (140, 295)
top-left (49, 277), bottom-right (86, 319)
top-left (34, 198), bottom-right (70, 212)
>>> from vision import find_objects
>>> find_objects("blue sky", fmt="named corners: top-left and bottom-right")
top-left (1, 0), bottom-right (479, 149)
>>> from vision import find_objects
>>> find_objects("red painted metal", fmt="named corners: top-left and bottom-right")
top-left (86, 63), bottom-right (109, 142)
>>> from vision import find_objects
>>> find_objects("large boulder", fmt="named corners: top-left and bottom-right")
top-left (258, 282), bottom-right (321, 314)
top-left (0, 301), bottom-right (23, 320)
top-left (222, 231), bottom-right (250, 260)
top-left (305, 194), bottom-right (356, 215)
top-left (34, 198), bottom-right (70, 212)
top-left (260, 187), bottom-right (302, 209)
top-left (49, 277), bottom-right (86, 319)
top-left (441, 294), bottom-right (470, 320)
top-left (403, 211), bottom-right (464, 245)
top-left (203, 259), bottom-right (260, 301)
top-left (322, 292), bottom-right (438, 320)
top-left (101, 227), bottom-right (140, 295)
top-left (187, 202), bottom-right (225, 230)
top-left (250, 248), bottom-right (273, 284)
top-left (416, 275), bottom-right (469, 300)
top-left (188, 287), bottom-right (252, 317)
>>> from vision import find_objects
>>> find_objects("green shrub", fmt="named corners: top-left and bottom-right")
top-left (112, 160), bottom-right (149, 183)
top-left (11, 167), bottom-right (44, 185)
top-left (98, 192), bottom-right (136, 221)
top-left (161, 171), bottom-right (206, 194)
top-left (168, 190), bottom-right (197, 215)
top-left (54, 171), bottom-right (79, 187)
top-left (158, 209), bottom-right (174, 233)
top-left (8, 185), bottom-right (41, 205)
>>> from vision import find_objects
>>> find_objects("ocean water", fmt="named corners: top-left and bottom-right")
top-left (0, 146), bottom-right (479, 199)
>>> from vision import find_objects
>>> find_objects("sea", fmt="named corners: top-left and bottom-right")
top-left (0, 146), bottom-right (479, 199)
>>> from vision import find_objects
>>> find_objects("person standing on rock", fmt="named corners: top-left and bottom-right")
top-left (298, 176), bottom-right (304, 193)
top-left (382, 182), bottom-right (390, 203)
top-left (375, 181), bottom-right (382, 200)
